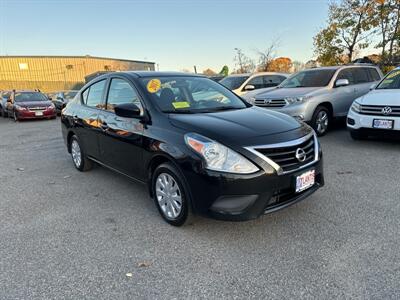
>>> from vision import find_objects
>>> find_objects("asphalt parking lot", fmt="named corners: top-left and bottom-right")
top-left (0, 117), bottom-right (399, 299)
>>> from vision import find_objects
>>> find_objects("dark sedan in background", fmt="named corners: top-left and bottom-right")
top-left (48, 90), bottom-right (79, 114)
top-left (3, 90), bottom-right (56, 121)
top-left (61, 72), bottom-right (324, 226)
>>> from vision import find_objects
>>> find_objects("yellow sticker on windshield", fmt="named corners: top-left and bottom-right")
top-left (147, 79), bottom-right (161, 93)
top-left (172, 101), bottom-right (190, 109)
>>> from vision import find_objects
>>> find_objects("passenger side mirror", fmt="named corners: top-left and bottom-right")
top-left (244, 84), bottom-right (255, 91)
top-left (114, 103), bottom-right (141, 118)
top-left (335, 79), bottom-right (349, 87)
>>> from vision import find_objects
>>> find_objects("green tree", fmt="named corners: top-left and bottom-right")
top-left (314, 0), bottom-right (375, 64)
top-left (314, 25), bottom-right (345, 66)
top-left (219, 65), bottom-right (229, 76)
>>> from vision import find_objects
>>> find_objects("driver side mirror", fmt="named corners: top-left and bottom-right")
top-left (114, 103), bottom-right (142, 118)
top-left (335, 79), bottom-right (349, 87)
top-left (244, 84), bottom-right (255, 91)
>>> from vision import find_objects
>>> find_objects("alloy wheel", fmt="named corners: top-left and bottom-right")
top-left (155, 173), bottom-right (183, 220)
top-left (71, 139), bottom-right (82, 168)
top-left (315, 110), bottom-right (329, 135)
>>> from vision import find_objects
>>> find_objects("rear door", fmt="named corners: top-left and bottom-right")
top-left (352, 67), bottom-right (373, 99)
top-left (75, 79), bottom-right (107, 159)
top-left (97, 77), bottom-right (145, 179)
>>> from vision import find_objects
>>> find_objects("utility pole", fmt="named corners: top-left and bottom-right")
top-left (193, 65), bottom-right (197, 74)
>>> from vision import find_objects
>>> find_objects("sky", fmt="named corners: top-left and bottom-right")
top-left (0, 0), bottom-right (330, 72)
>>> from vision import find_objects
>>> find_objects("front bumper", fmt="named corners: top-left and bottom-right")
top-left (17, 109), bottom-right (56, 119)
top-left (258, 102), bottom-right (314, 122)
top-left (347, 109), bottom-right (400, 131)
top-left (183, 157), bottom-right (324, 221)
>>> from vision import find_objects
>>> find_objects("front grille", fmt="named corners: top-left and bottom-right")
top-left (359, 105), bottom-right (400, 116)
top-left (254, 135), bottom-right (316, 173)
top-left (28, 107), bottom-right (47, 111)
top-left (254, 98), bottom-right (287, 108)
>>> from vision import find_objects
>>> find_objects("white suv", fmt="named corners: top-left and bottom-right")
top-left (219, 72), bottom-right (288, 96)
top-left (347, 67), bottom-right (400, 139)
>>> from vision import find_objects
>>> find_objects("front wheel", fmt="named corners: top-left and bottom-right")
top-left (13, 111), bottom-right (19, 122)
top-left (152, 162), bottom-right (192, 226)
top-left (311, 106), bottom-right (330, 136)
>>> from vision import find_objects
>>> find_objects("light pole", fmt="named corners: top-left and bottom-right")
top-left (234, 48), bottom-right (244, 73)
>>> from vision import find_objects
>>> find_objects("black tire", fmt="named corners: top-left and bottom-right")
top-left (13, 111), bottom-right (19, 122)
top-left (151, 162), bottom-right (192, 226)
top-left (311, 106), bottom-right (331, 136)
top-left (350, 130), bottom-right (366, 140)
top-left (69, 135), bottom-right (92, 171)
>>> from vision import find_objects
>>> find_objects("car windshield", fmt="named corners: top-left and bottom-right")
top-left (280, 69), bottom-right (336, 88)
top-left (220, 75), bottom-right (249, 90)
top-left (140, 76), bottom-right (247, 113)
top-left (15, 92), bottom-right (47, 102)
top-left (64, 91), bottom-right (78, 99)
top-left (376, 69), bottom-right (400, 89)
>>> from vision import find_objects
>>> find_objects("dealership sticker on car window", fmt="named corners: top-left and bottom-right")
top-left (172, 101), bottom-right (190, 109)
top-left (147, 79), bottom-right (161, 93)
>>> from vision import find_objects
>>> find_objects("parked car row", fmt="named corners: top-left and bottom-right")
top-left (0, 90), bottom-right (56, 121)
top-left (0, 89), bottom-right (80, 121)
top-left (229, 64), bottom-right (384, 136)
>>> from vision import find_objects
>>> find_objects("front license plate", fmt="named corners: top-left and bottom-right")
top-left (35, 111), bottom-right (43, 116)
top-left (373, 119), bottom-right (393, 129)
top-left (295, 169), bottom-right (315, 193)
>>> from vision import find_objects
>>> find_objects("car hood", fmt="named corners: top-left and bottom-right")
top-left (254, 87), bottom-right (324, 99)
top-left (357, 89), bottom-right (400, 106)
top-left (242, 87), bottom-right (278, 100)
top-left (169, 106), bottom-right (308, 145)
top-left (17, 101), bottom-right (52, 107)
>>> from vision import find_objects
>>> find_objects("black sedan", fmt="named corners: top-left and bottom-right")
top-left (61, 72), bottom-right (324, 226)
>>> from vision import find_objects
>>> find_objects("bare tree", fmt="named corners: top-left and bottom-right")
top-left (255, 38), bottom-right (280, 71)
top-left (233, 48), bottom-right (255, 73)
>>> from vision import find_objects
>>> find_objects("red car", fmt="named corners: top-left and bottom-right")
top-left (4, 90), bottom-right (57, 121)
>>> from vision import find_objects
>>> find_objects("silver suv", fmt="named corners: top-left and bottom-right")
top-left (248, 65), bottom-right (383, 135)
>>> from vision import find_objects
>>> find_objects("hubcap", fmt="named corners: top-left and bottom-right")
top-left (155, 173), bottom-right (182, 219)
top-left (71, 140), bottom-right (82, 168)
top-left (316, 111), bottom-right (328, 134)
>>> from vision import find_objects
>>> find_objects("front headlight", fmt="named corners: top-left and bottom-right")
top-left (351, 101), bottom-right (361, 113)
top-left (248, 97), bottom-right (256, 105)
top-left (185, 133), bottom-right (259, 174)
top-left (285, 95), bottom-right (312, 105)
top-left (14, 105), bottom-right (26, 111)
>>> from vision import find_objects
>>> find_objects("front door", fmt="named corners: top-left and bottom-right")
top-left (332, 68), bottom-right (357, 117)
top-left (97, 77), bottom-right (145, 180)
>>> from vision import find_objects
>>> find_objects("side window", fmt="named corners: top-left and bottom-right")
top-left (85, 80), bottom-right (106, 108)
top-left (106, 78), bottom-right (143, 113)
top-left (352, 68), bottom-right (369, 84)
top-left (367, 68), bottom-right (381, 81)
top-left (263, 75), bottom-right (286, 87)
top-left (337, 69), bottom-right (355, 85)
top-left (247, 76), bottom-right (264, 89)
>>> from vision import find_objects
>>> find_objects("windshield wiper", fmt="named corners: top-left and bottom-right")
top-left (163, 110), bottom-right (195, 114)
top-left (207, 106), bottom-right (242, 112)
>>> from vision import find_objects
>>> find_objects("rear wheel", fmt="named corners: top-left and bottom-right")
top-left (311, 106), bottom-right (330, 136)
top-left (152, 162), bottom-right (192, 226)
top-left (69, 135), bottom-right (92, 171)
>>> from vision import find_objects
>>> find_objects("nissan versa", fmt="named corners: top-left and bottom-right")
top-left (61, 72), bottom-right (324, 226)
